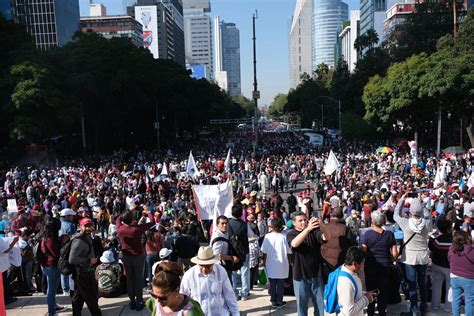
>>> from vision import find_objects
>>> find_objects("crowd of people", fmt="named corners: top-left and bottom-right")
top-left (0, 132), bottom-right (473, 316)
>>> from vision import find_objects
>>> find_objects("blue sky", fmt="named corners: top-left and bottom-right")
top-left (79, 0), bottom-right (359, 107)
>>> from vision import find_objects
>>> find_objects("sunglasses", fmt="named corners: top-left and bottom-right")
top-left (149, 291), bottom-right (170, 302)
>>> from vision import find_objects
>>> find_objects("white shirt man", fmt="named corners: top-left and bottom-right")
top-left (180, 246), bottom-right (239, 316)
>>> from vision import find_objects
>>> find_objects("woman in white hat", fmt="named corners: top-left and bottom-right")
top-left (95, 250), bottom-right (122, 298)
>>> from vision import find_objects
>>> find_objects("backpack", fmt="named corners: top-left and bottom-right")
top-left (211, 236), bottom-right (245, 271)
top-left (33, 239), bottom-right (46, 263)
top-left (323, 266), bottom-right (358, 314)
top-left (58, 235), bottom-right (91, 275)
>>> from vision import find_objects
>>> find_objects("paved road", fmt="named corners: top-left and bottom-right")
top-left (6, 285), bottom-right (458, 316)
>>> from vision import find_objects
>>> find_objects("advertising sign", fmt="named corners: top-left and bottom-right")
top-left (135, 6), bottom-right (159, 58)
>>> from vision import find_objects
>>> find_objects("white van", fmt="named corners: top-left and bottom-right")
top-left (303, 132), bottom-right (324, 146)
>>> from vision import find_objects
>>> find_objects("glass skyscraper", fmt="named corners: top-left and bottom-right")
top-left (220, 21), bottom-right (241, 96)
top-left (10, 0), bottom-right (80, 50)
top-left (313, 0), bottom-right (348, 68)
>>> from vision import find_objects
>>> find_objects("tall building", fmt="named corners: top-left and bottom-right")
top-left (214, 16), bottom-right (227, 92)
top-left (183, 0), bottom-right (213, 80)
top-left (90, 3), bottom-right (106, 17)
top-left (383, 1), bottom-right (415, 39)
top-left (313, 0), bottom-right (348, 69)
top-left (338, 10), bottom-right (359, 72)
top-left (214, 16), bottom-right (241, 96)
top-left (129, 0), bottom-right (185, 67)
top-left (289, 0), bottom-right (313, 88)
top-left (7, 0), bottom-right (80, 50)
top-left (80, 15), bottom-right (143, 47)
top-left (359, 0), bottom-right (398, 45)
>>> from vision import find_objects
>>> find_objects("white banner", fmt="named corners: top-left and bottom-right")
top-left (135, 6), bottom-right (159, 58)
top-left (192, 181), bottom-right (233, 220)
top-left (7, 199), bottom-right (18, 214)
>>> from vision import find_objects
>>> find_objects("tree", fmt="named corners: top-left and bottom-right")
top-left (385, 1), bottom-right (466, 62)
top-left (268, 93), bottom-right (287, 118)
top-left (231, 95), bottom-right (254, 117)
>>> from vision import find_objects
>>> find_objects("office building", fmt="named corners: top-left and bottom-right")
top-left (7, 0), bottom-right (80, 50)
top-left (338, 10), bottom-right (359, 72)
top-left (359, 0), bottom-right (399, 47)
top-left (313, 0), bottom-right (348, 69)
top-left (80, 15), bottom-right (143, 47)
top-left (383, 2), bottom-right (415, 39)
top-left (129, 0), bottom-right (185, 66)
top-left (214, 17), bottom-right (240, 96)
top-left (289, 0), bottom-right (313, 88)
top-left (183, 0), bottom-right (213, 80)
top-left (90, 3), bottom-right (106, 17)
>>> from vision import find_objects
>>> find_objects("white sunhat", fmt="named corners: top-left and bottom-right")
top-left (60, 208), bottom-right (75, 217)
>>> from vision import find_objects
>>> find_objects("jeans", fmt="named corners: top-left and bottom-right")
top-left (404, 264), bottom-right (428, 312)
top-left (61, 273), bottom-right (74, 293)
top-left (232, 253), bottom-right (250, 297)
top-left (269, 278), bottom-right (285, 305)
top-left (451, 276), bottom-right (474, 316)
top-left (146, 253), bottom-right (160, 284)
top-left (42, 266), bottom-right (60, 316)
top-left (431, 263), bottom-right (451, 311)
top-left (100, 225), bottom-right (109, 240)
top-left (123, 253), bottom-right (145, 303)
top-left (293, 276), bottom-right (324, 316)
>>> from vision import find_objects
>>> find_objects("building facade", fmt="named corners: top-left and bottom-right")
top-left (80, 15), bottom-right (143, 47)
top-left (313, 0), bottom-right (348, 69)
top-left (129, 0), bottom-right (185, 67)
top-left (8, 0), bottom-right (80, 50)
top-left (337, 10), bottom-right (359, 72)
top-left (220, 20), bottom-right (240, 96)
top-left (89, 3), bottom-right (106, 17)
top-left (289, 0), bottom-right (313, 88)
top-left (183, 0), bottom-right (213, 80)
top-left (359, 0), bottom-right (398, 46)
top-left (214, 16), bottom-right (240, 96)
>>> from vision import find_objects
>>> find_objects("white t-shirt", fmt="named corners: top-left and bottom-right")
top-left (261, 232), bottom-right (292, 279)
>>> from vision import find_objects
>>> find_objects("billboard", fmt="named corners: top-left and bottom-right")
top-left (135, 6), bottom-right (159, 58)
top-left (187, 65), bottom-right (207, 79)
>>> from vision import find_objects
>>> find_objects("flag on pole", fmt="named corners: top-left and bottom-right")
top-left (324, 150), bottom-right (340, 176)
top-left (467, 171), bottom-right (474, 190)
top-left (224, 148), bottom-right (231, 172)
top-left (186, 151), bottom-right (197, 177)
top-left (159, 162), bottom-right (168, 180)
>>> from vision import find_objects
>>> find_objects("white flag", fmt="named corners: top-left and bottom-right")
top-left (434, 160), bottom-right (447, 187)
top-left (186, 151), bottom-right (197, 177)
top-left (159, 162), bottom-right (169, 180)
top-left (467, 171), bottom-right (474, 190)
top-left (324, 150), bottom-right (340, 176)
top-left (224, 148), bottom-right (231, 172)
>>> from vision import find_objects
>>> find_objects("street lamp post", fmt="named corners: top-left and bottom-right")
top-left (252, 10), bottom-right (259, 157)
top-left (315, 95), bottom-right (341, 131)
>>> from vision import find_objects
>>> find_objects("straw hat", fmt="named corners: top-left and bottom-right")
top-left (190, 246), bottom-right (219, 265)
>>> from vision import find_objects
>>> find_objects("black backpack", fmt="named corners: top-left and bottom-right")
top-left (58, 235), bottom-right (91, 275)
top-left (211, 236), bottom-right (245, 271)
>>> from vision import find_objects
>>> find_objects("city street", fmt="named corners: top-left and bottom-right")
top-left (5, 285), bottom-right (461, 316)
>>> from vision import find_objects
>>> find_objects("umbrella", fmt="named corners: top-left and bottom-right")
top-left (442, 146), bottom-right (465, 154)
top-left (376, 146), bottom-right (394, 154)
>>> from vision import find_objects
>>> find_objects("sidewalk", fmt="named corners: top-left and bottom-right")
top-left (6, 286), bottom-right (460, 316)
